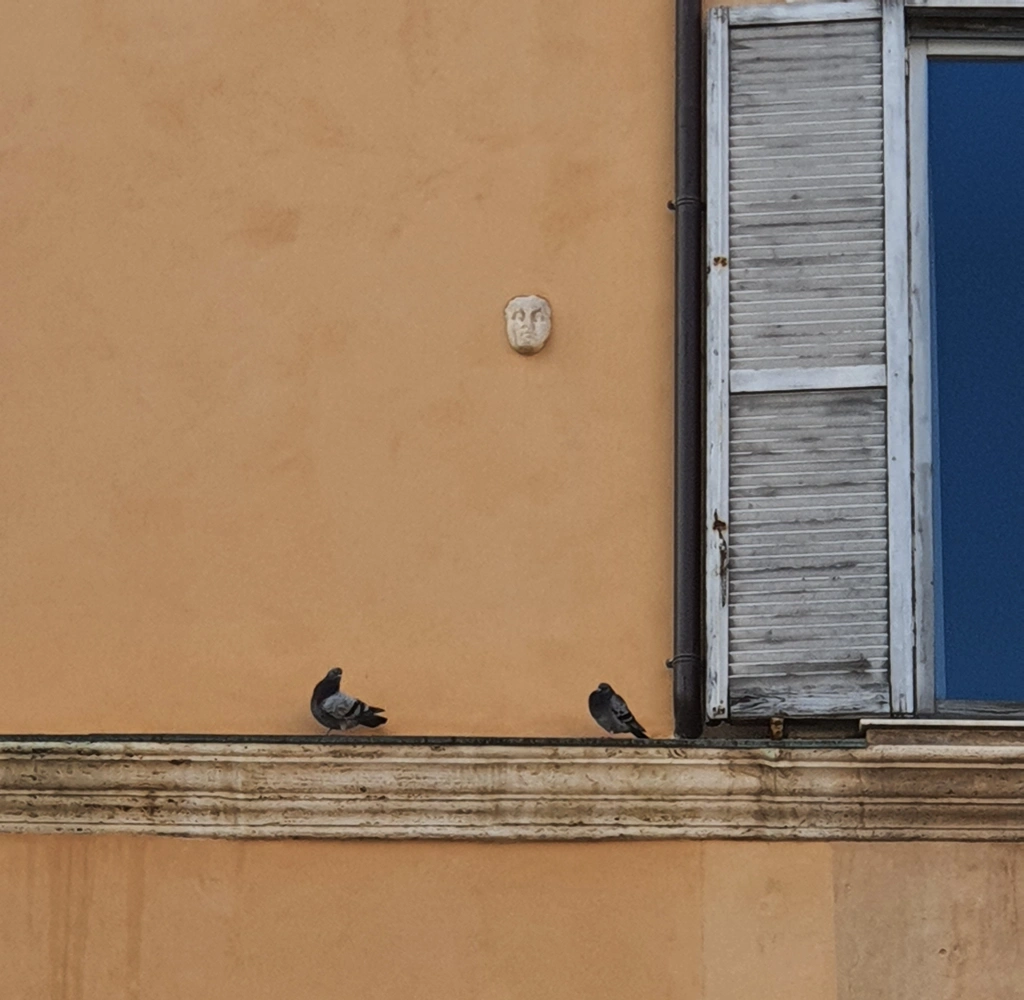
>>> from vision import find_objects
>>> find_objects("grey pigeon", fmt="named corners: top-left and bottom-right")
top-left (311, 668), bottom-right (387, 733)
top-left (588, 682), bottom-right (650, 739)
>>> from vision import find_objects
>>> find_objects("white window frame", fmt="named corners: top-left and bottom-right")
top-left (908, 32), bottom-right (1024, 718)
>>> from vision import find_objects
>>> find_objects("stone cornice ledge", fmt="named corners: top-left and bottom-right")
top-left (2, 733), bottom-right (1024, 841)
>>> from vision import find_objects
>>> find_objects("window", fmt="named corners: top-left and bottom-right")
top-left (909, 38), bottom-right (1024, 713)
top-left (704, 0), bottom-right (1024, 721)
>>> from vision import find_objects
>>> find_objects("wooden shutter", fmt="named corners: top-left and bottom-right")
top-left (705, 0), bottom-right (913, 719)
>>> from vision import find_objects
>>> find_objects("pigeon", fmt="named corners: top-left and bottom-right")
top-left (310, 668), bottom-right (387, 733)
top-left (588, 682), bottom-right (650, 739)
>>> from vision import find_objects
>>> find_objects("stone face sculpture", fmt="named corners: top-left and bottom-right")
top-left (504, 295), bottom-right (551, 355)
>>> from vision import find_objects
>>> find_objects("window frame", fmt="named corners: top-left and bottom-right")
top-left (702, 0), bottom-right (1024, 724)
top-left (907, 32), bottom-right (1024, 718)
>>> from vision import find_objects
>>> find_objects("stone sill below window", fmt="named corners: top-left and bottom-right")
top-left (1, 725), bottom-right (1022, 841)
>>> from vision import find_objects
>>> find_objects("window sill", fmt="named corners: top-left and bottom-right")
top-left (863, 717), bottom-right (1024, 736)
top-left (1, 730), bottom-right (1022, 841)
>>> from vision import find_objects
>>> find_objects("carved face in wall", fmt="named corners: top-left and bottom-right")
top-left (504, 295), bottom-right (551, 355)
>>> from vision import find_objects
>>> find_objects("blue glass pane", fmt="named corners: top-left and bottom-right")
top-left (929, 58), bottom-right (1024, 701)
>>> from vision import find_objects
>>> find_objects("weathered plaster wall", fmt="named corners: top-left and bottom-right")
top-left (4, 836), bottom-right (1019, 1000)
top-left (0, 0), bottom-right (675, 735)
top-left (834, 843), bottom-right (1024, 1000)
top-left (0, 837), bottom-right (822, 1000)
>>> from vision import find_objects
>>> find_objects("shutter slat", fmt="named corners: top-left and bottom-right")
top-left (730, 676), bottom-right (891, 716)
top-left (730, 581), bottom-right (889, 597)
top-left (732, 230), bottom-right (884, 248)
top-left (732, 354), bottom-right (887, 368)
top-left (731, 652), bottom-right (889, 669)
top-left (731, 161), bottom-right (881, 181)
top-left (730, 271), bottom-right (884, 286)
top-left (734, 602), bottom-right (890, 623)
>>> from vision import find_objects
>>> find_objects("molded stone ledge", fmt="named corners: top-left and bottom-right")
top-left (1, 733), bottom-right (1023, 841)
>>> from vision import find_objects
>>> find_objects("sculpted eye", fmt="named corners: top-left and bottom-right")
top-left (514, 310), bottom-right (525, 322)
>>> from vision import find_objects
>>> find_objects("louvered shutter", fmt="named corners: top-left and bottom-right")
top-left (705, 0), bottom-right (913, 719)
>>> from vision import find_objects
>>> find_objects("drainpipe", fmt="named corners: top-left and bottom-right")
top-left (668, 0), bottom-right (704, 739)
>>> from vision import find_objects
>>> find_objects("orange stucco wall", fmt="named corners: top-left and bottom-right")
top-left (3, 836), bottom-right (1022, 1000)
top-left (1, 0), bottom-right (677, 736)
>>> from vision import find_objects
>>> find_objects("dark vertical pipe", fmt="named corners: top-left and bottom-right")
top-left (669, 0), bottom-right (704, 738)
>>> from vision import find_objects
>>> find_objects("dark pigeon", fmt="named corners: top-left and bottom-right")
top-left (588, 682), bottom-right (650, 739)
top-left (311, 668), bottom-right (387, 733)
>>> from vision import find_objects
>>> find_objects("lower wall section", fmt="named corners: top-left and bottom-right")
top-left (833, 843), bottom-right (1024, 1000)
top-left (2, 836), bottom-right (1020, 1000)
